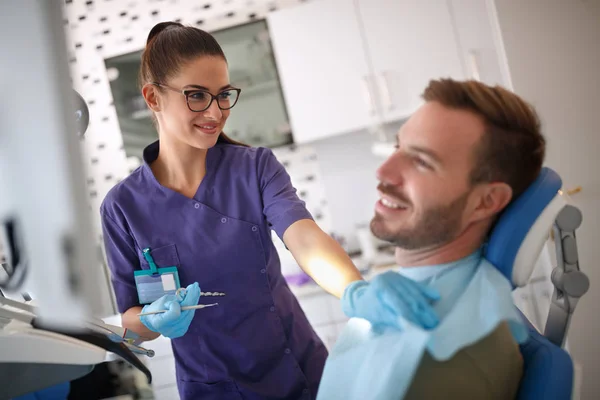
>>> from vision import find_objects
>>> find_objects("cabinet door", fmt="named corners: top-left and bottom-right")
top-left (358, 0), bottom-right (466, 123)
top-left (268, 0), bottom-right (377, 144)
top-left (449, 0), bottom-right (509, 87)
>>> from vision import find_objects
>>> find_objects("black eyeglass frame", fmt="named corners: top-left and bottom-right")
top-left (152, 82), bottom-right (242, 112)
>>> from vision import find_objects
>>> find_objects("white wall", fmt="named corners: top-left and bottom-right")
top-left (493, 1), bottom-right (600, 398)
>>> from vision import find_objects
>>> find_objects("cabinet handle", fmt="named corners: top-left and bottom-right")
top-left (361, 75), bottom-right (376, 116)
top-left (379, 71), bottom-right (394, 111)
top-left (468, 50), bottom-right (481, 82)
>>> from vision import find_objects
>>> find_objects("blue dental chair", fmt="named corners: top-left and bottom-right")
top-left (485, 167), bottom-right (589, 400)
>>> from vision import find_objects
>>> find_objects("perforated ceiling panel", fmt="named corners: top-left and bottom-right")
top-left (62, 0), bottom-right (332, 240)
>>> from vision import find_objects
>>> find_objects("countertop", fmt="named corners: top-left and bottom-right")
top-left (288, 252), bottom-right (398, 299)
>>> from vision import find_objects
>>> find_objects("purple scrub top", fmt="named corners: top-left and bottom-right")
top-left (100, 140), bottom-right (328, 399)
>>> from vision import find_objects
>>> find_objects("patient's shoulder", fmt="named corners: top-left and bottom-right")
top-left (463, 321), bottom-right (523, 367)
top-left (405, 322), bottom-right (523, 400)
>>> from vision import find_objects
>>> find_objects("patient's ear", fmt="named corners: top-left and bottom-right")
top-left (470, 182), bottom-right (513, 223)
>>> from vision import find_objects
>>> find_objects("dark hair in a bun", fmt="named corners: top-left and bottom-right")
top-left (145, 21), bottom-right (184, 45)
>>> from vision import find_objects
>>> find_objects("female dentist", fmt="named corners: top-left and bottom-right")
top-left (100, 22), bottom-right (439, 400)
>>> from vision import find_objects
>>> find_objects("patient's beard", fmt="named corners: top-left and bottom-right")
top-left (370, 191), bottom-right (469, 250)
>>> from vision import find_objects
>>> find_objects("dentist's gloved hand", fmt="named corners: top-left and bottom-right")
top-left (341, 271), bottom-right (440, 331)
top-left (139, 282), bottom-right (201, 339)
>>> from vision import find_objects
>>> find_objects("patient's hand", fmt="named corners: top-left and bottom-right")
top-left (341, 271), bottom-right (440, 331)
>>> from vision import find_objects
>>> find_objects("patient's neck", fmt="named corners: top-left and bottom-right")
top-left (395, 224), bottom-right (485, 268)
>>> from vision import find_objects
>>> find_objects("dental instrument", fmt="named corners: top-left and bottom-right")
top-left (176, 287), bottom-right (226, 298)
top-left (137, 303), bottom-right (219, 316)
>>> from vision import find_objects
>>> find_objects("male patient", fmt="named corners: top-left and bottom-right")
top-left (319, 78), bottom-right (546, 399)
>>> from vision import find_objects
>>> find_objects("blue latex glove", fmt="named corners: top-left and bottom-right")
top-left (341, 271), bottom-right (440, 331)
top-left (139, 282), bottom-right (201, 339)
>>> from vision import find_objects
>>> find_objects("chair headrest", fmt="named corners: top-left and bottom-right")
top-left (485, 167), bottom-right (565, 287)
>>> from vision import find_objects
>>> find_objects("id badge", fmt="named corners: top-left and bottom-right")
top-left (134, 248), bottom-right (181, 304)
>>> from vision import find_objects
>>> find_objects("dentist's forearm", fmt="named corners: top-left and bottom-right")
top-left (283, 219), bottom-right (363, 298)
top-left (122, 306), bottom-right (161, 341)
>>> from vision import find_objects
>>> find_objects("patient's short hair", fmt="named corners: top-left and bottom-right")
top-left (422, 79), bottom-right (546, 201)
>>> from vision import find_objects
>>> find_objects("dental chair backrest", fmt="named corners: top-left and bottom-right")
top-left (484, 167), bottom-right (574, 400)
top-left (486, 166), bottom-right (565, 287)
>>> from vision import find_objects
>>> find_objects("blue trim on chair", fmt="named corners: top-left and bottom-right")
top-left (485, 167), bottom-right (562, 283)
top-left (518, 324), bottom-right (574, 400)
top-left (13, 381), bottom-right (70, 400)
top-left (484, 168), bottom-right (574, 399)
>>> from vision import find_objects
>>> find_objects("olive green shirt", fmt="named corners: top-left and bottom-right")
top-left (404, 322), bottom-right (524, 399)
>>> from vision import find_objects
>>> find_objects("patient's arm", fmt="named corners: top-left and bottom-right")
top-left (404, 322), bottom-right (523, 399)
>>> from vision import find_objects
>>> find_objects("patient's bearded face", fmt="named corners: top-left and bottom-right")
top-left (371, 187), bottom-right (470, 249)
top-left (370, 101), bottom-right (485, 250)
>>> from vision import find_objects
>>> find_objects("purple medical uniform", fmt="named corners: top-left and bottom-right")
top-left (100, 141), bottom-right (328, 400)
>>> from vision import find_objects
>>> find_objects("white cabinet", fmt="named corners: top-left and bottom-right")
top-left (268, 0), bottom-right (376, 144)
top-left (268, 0), bottom-right (470, 144)
top-left (358, 0), bottom-right (465, 123)
top-left (448, 0), bottom-right (510, 87)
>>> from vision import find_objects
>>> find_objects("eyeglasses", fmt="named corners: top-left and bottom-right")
top-left (152, 82), bottom-right (241, 112)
